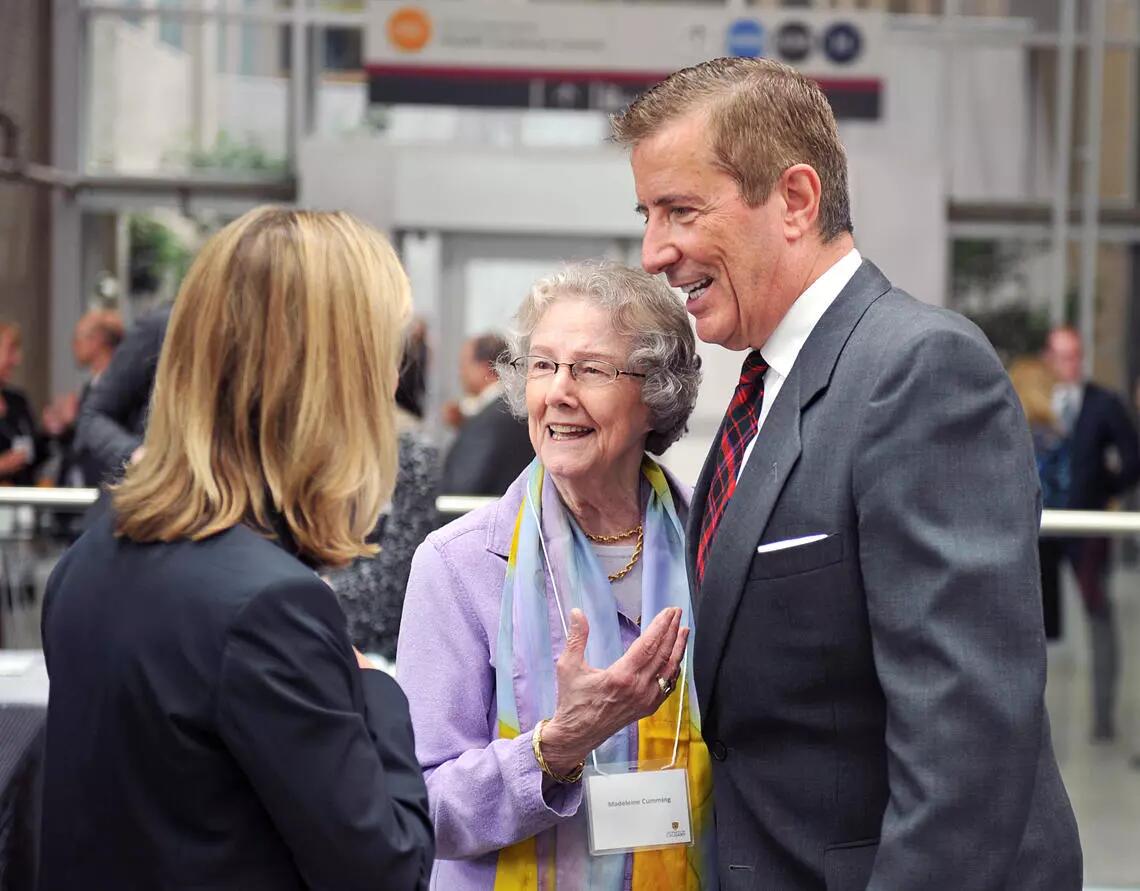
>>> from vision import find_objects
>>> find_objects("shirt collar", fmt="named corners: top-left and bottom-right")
top-left (760, 248), bottom-right (862, 380)
top-left (470, 381), bottom-right (504, 414)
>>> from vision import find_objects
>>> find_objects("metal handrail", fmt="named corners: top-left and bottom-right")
top-left (435, 495), bottom-right (496, 517)
top-left (435, 498), bottom-right (1140, 538)
top-left (0, 487), bottom-right (98, 508)
top-left (0, 488), bottom-right (1135, 538)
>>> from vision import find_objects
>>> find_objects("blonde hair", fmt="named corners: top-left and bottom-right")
top-left (611, 57), bottom-right (853, 242)
top-left (1009, 356), bottom-right (1057, 430)
top-left (113, 206), bottom-right (411, 567)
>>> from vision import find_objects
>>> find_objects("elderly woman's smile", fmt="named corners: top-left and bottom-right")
top-left (547, 423), bottom-right (594, 441)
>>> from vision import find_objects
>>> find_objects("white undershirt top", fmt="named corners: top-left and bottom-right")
top-left (738, 248), bottom-right (863, 477)
top-left (591, 543), bottom-right (643, 624)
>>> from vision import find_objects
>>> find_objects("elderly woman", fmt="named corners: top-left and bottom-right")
top-left (398, 261), bottom-right (715, 890)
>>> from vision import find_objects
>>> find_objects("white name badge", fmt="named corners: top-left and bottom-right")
top-left (583, 763), bottom-right (693, 856)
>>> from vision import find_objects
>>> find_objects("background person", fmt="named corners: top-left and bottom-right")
top-left (0, 322), bottom-right (41, 486)
top-left (41, 308), bottom-right (124, 488)
top-left (439, 332), bottom-right (533, 497)
top-left (75, 302), bottom-right (171, 482)
top-left (1039, 325), bottom-right (1140, 741)
top-left (326, 347), bottom-right (441, 667)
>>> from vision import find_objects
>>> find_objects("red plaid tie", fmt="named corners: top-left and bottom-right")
top-left (696, 350), bottom-right (768, 582)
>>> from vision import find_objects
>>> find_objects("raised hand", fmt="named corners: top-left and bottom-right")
top-left (539, 606), bottom-right (688, 776)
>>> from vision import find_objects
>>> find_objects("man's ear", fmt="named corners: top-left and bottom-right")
top-left (780, 164), bottom-right (822, 242)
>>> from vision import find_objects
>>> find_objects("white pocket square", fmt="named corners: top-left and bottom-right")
top-left (756, 534), bottom-right (829, 555)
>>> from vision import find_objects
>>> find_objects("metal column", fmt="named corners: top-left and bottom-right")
top-left (49, 0), bottom-right (86, 398)
top-left (1078, 0), bottom-right (1107, 373)
top-left (1050, 0), bottom-right (1077, 326)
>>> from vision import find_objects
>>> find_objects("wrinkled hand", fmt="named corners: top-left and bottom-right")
top-left (539, 607), bottom-right (688, 775)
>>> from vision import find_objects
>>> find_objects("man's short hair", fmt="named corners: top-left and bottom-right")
top-left (85, 309), bottom-right (125, 350)
top-left (470, 333), bottom-right (508, 367)
top-left (611, 56), bottom-right (853, 242)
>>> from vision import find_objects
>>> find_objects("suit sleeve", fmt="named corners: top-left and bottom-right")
top-left (1102, 391), bottom-right (1140, 497)
top-left (76, 309), bottom-right (167, 475)
top-left (853, 325), bottom-right (1047, 890)
top-left (216, 577), bottom-right (434, 890)
top-left (440, 423), bottom-right (500, 496)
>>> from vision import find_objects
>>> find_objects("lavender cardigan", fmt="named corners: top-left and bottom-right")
top-left (396, 467), bottom-right (690, 890)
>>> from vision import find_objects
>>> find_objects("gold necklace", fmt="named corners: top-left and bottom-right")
top-left (601, 525), bottom-right (644, 583)
top-left (583, 524), bottom-right (641, 544)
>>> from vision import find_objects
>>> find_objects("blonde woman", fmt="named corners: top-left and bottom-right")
top-left (38, 208), bottom-right (434, 890)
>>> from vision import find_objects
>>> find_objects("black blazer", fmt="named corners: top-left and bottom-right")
top-left (440, 395), bottom-right (534, 496)
top-left (1065, 382), bottom-right (1140, 510)
top-left (76, 305), bottom-right (171, 482)
top-left (53, 382), bottom-right (101, 488)
top-left (39, 512), bottom-right (433, 890)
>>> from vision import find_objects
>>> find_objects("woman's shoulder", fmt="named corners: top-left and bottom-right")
top-left (422, 498), bottom-right (505, 563)
top-left (79, 512), bottom-right (325, 607)
top-left (424, 471), bottom-right (525, 556)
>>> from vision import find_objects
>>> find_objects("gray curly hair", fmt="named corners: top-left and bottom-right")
top-left (498, 260), bottom-right (701, 455)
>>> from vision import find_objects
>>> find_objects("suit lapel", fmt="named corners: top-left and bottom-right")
top-left (692, 373), bottom-right (803, 712)
top-left (691, 259), bottom-right (892, 716)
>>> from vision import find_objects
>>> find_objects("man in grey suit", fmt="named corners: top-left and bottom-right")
top-left (440, 332), bottom-right (534, 496)
top-left (614, 57), bottom-right (1081, 890)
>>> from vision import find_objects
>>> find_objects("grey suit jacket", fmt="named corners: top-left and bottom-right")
top-left (688, 260), bottom-right (1081, 891)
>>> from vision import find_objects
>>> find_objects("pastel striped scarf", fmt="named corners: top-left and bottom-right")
top-left (493, 457), bottom-right (716, 891)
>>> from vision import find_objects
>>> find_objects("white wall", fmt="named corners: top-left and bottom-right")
top-left (89, 18), bottom-right (194, 172)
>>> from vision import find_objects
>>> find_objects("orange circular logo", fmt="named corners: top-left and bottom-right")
top-left (387, 7), bottom-right (432, 53)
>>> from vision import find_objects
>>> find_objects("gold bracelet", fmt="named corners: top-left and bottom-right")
top-left (532, 719), bottom-right (585, 784)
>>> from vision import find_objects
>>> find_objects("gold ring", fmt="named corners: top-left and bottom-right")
top-left (657, 675), bottom-right (673, 696)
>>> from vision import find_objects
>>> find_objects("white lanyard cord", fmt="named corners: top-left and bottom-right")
top-left (526, 490), bottom-right (687, 774)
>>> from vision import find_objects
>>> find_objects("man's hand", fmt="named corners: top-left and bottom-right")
top-left (42, 392), bottom-right (80, 436)
top-left (0, 449), bottom-right (29, 477)
top-left (42, 405), bottom-right (64, 437)
top-left (539, 607), bottom-right (688, 775)
top-left (354, 647), bottom-right (378, 670)
top-left (441, 400), bottom-right (464, 430)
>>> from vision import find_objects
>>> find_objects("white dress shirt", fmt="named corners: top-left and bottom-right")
top-left (459, 381), bottom-right (504, 419)
top-left (1051, 382), bottom-right (1083, 435)
top-left (738, 248), bottom-right (863, 477)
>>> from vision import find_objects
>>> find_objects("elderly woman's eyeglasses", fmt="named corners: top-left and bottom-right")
top-left (511, 355), bottom-right (646, 387)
